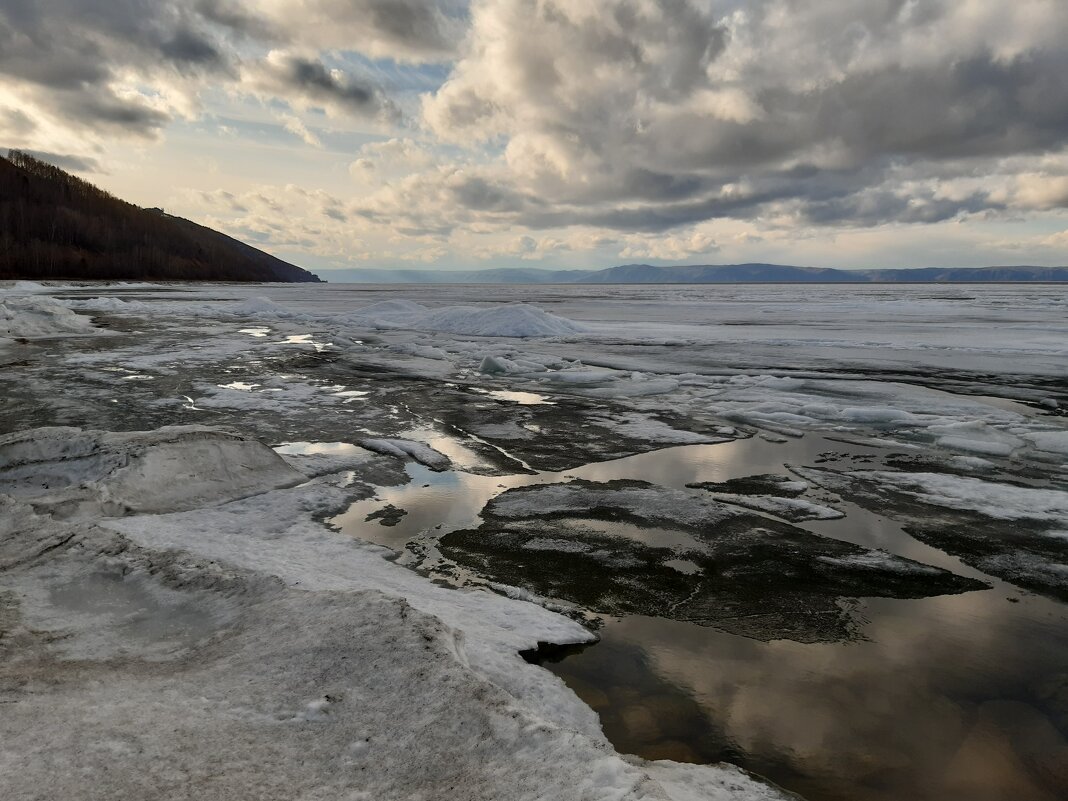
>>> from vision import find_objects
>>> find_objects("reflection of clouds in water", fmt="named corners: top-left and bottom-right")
top-left (484, 390), bottom-right (554, 405)
top-left (331, 436), bottom-right (853, 551)
top-left (274, 441), bottom-right (363, 456)
top-left (609, 589), bottom-right (1068, 801)
top-left (320, 428), bottom-right (1068, 796)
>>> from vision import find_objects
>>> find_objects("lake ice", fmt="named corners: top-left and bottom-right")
top-left (1, 280), bottom-right (1066, 801)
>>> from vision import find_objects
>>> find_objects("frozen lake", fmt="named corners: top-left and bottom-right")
top-left (2, 281), bottom-right (1067, 801)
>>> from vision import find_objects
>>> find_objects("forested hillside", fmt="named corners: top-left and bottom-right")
top-left (0, 151), bottom-right (320, 282)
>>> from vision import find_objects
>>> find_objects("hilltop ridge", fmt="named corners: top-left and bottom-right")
top-left (0, 151), bottom-right (320, 283)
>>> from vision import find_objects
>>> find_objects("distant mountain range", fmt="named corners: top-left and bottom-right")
top-left (327, 263), bottom-right (1068, 284)
top-left (0, 151), bottom-right (320, 283)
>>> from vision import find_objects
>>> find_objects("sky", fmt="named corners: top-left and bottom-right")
top-left (3, 0), bottom-right (1068, 273)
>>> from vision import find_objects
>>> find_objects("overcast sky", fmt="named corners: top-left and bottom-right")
top-left (3, 0), bottom-right (1068, 272)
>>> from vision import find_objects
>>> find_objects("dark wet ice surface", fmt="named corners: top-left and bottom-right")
top-left (332, 434), bottom-right (1068, 801)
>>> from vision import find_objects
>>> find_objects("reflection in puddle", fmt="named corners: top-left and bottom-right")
top-left (326, 431), bottom-right (1068, 801)
top-left (549, 592), bottom-right (1068, 801)
top-left (400, 426), bottom-right (490, 473)
top-left (476, 388), bottom-right (555, 405)
top-left (219, 381), bottom-right (260, 391)
top-left (239, 327), bottom-right (270, 337)
top-left (282, 333), bottom-right (332, 352)
top-left (329, 435), bottom-right (887, 554)
top-left (274, 441), bottom-right (364, 457)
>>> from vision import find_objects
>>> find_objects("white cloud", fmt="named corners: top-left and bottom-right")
top-left (279, 113), bottom-right (323, 147)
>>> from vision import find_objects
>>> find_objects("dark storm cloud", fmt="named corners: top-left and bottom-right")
top-left (159, 26), bottom-right (226, 68)
top-left (278, 56), bottom-right (375, 109)
top-left (448, 175), bottom-right (529, 213)
top-left (18, 149), bottom-right (100, 172)
top-left (801, 191), bottom-right (1000, 227)
top-left (801, 51), bottom-right (1068, 164)
top-left (65, 93), bottom-right (172, 129)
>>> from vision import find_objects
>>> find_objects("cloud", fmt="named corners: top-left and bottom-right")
top-left (0, 0), bottom-right (237, 144)
top-left (251, 0), bottom-right (468, 62)
top-left (253, 52), bottom-right (382, 116)
top-left (279, 113), bottom-right (323, 147)
top-left (416, 0), bottom-right (1068, 232)
top-left (618, 230), bottom-right (719, 261)
top-left (15, 149), bottom-right (101, 173)
top-left (1040, 229), bottom-right (1068, 249)
top-left (0, 0), bottom-right (441, 154)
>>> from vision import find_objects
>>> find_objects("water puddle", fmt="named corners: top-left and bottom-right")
top-left (326, 431), bottom-right (1068, 801)
top-left (332, 390), bottom-right (370, 400)
top-left (275, 441), bottom-right (365, 457)
top-left (330, 434), bottom-right (890, 554)
top-left (282, 333), bottom-right (333, 352)
top-left (474, 388), bottom-right (556, 405)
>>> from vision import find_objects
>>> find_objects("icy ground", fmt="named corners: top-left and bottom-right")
top-left (1, 280), bottom-right (1067, 800)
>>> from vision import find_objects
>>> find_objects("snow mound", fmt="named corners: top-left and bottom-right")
top-left (0, 295), bottom-right (98, 338)
top-left (354, 300), bottom-right (589, 338)
top-left (360, 437), bottom-right (452, 471)
top-left (0, 426), bottom-right (305, 518)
